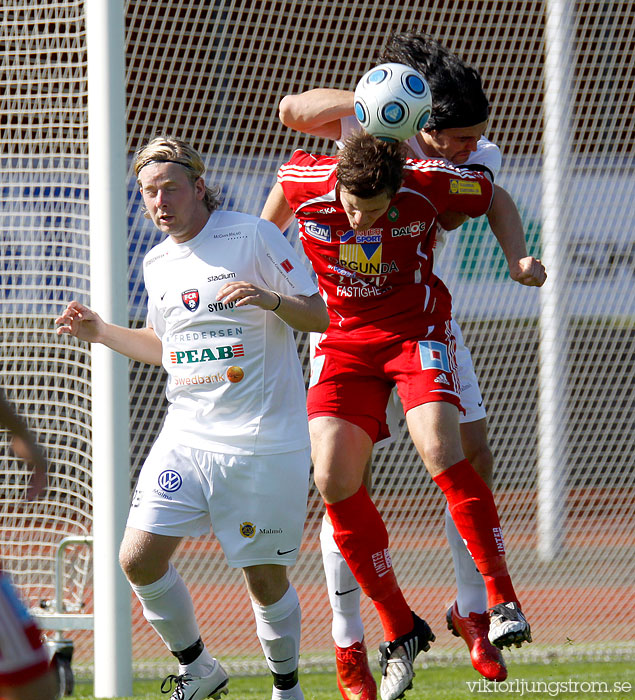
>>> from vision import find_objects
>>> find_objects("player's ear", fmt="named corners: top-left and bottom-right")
top-left (194, 176), bottom-right (206, 200)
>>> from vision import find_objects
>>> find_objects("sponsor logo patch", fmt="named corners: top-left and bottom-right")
top-left (305, 220), bottom-right (331, 241)
top-left (181, 289), bottom-right (199, 311)
top-left (280, 258), bottom-right (294, 273)
top-left (226, 366), bottom-right (244, 383)
top-left (207, 272), bottom-right (236, 282)
top-left (207, 301), bottom-right (236, 313)
top-left (372, 548), bottom-right (393, 578)
top-left (387, 206), bottom-right (399, 222)
top-left (338, 228), bottom-right (382, 244)
top-left (172, 373), bottom-right (226, 386)
top-left (391, 220), bottom-right (427, 238)
top-left (450, 179), bottom-right (482, 195)
top-left (338, 243), bottom-right (398, 276)
top-left (169, 343), bottom-right (245, 364)
top-left (419, 340), bottom-right (450, 372)
top-left (493, 526), bottom-right (506, 554)
top-left (240, 522), bottom-right (256, 538)
top-left (337, 229), bottom-right (356, 243)
top-left (157, 470), bottom-right (182, 492)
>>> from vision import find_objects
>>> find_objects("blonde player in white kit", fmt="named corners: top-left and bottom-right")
top-left (56, 137), bottom-right (329, 700)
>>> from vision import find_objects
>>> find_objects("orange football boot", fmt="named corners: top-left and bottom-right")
top-left (447, 601), bottom-right (507, 682)
top-left (335, 639), bottom-right (377, 700)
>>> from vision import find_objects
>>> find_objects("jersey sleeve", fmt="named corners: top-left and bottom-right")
top-left (145, 298), bottom-right (165, 339)
top-left (255, 218), bottom-right (318, 297)
top-left (446, 168), bottom-right (494, 218)
top-left (276, 150), bottom-right (334, 214)
top-left (142, 248), bottom-right (167, 338)
top-left (407, 161), bottom-right (494, 219)
top-left (335, 115), bottom-right (361, 149)
top-left (464, 138), bottom-right (502, 179)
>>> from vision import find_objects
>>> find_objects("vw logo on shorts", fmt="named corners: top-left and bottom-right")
top-left (158, 470), bottom-right (183, 492)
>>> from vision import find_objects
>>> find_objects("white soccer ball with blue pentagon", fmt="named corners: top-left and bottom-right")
top-left (354, 63), bottom-right (432, 143)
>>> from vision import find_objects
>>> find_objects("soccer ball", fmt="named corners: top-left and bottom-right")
top-left (354, 63), bottom-right (432, 143)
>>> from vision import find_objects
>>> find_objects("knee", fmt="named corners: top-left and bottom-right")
top-left (419, 437), bottom-right (453, 474)
top-left (118, 543), bottom-right (143, 584)
top-left (313, 464), bottom-right (362, 503)
top-left (118, 540), bottom-right (160, 586)
top-left (244, 565), bottom-right (289, 606)
top-left (464, 442), bottom-right (494, 487)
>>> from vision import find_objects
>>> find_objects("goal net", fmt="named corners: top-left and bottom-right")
top-left (1, 0), bottom-right (633, 681)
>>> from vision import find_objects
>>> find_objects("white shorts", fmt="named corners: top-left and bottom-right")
top-left (127, 432), bottom-right (311, 568)
top-left (312, 318), bottom-right (486, 450)
top-left (0, 573), bottom-right (50, 684)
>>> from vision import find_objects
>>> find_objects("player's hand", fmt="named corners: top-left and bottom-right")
top-left (217, 281), bottom-right (281, 311)
top-left (55, 301), bottom-right (106, 343)
top-left (10, 435), bottom-right (48, 500)
top-left (509, 256), bottom-right (547, 287)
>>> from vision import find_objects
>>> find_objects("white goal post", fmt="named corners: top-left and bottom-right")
top-left (1, 1), bottom-right (633, 696)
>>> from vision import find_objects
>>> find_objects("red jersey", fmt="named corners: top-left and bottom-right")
top-left (277, 149), bottom-right (493, 336)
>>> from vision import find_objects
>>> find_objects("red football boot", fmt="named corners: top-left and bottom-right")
top-left (335, 639), bottom-right (377, 700)
top-left (446, 601), bottom-right (507, 682)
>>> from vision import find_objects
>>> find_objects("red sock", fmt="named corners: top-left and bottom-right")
top-left (325, 486), bottom-right (413, 640)
top-left (433, 459), bottom-right (518, 607)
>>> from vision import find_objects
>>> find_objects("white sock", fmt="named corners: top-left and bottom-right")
top-left (320, 515), bottom-right (365, 648)
top-left (445, 506), bottom-right (488, 616)
top-left (271, 684), bottom-right (305, 700)
top-left (251, 583), bottom-right (302, 696)
top-left (130, 563), bottom-right (215, 676)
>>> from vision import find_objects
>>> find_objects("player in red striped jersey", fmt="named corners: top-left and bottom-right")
top-left (272, 31), bottom-right (545, 698)
top-left (262, 130), bottom-right (532, 700)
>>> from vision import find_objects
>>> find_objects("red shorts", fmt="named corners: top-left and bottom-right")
top-left (0, 573), bottom-right (50, 685)
top-left (307, 321), bottom-right (462, 443)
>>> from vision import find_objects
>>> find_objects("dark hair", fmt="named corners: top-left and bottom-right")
top-left (337, 130), bottom-right (407, 199)
top-left (378, 31), bottom-right (490, 131)
top-left (134, 135), bottom-right (222, 214)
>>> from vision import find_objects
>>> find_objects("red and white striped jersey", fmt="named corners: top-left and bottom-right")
top-left (277, 149), bottom-right (494, 336)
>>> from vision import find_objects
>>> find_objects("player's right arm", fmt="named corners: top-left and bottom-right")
top-left (279, 89), bottom-right (354, 139)
top-left (260, 183), bottom-right (296, 232)
top-left (55, 300), bottom-right (163, 366)
top-left (487, 185), bottom-right (546, 286)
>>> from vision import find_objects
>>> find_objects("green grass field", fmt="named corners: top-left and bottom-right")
top-left (71, 661), bottom-right (635, 699)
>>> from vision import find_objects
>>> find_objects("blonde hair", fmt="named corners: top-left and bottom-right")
top-left (134, 136), bottom-right (221, 214)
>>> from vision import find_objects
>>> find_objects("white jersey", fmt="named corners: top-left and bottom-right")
top-left (143, 210), bottom-right (319, 455)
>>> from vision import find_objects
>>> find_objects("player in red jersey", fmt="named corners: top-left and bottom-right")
top-left (262, 131), bottom-right (532, 700)
top-left (275, 32), bottom-right (545, 697)
top-left (0, 391), bottom-right (57, 700)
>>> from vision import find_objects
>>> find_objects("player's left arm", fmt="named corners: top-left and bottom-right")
top-left (216, 283), bottom-right (328, 333)
top-left (488, 185), bottom-right (547, 287)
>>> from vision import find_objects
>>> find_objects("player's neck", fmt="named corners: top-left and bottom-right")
top-left (415, 132), bottom-right (441, 159)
